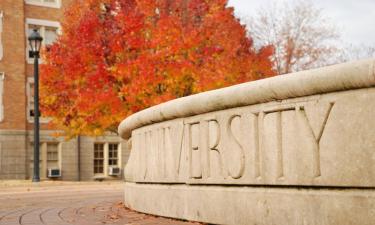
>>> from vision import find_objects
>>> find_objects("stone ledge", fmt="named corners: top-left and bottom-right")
top-left (124, 182), bottom-right (375, 225)
top-left (119, 59), bottom-right (375, 139)
top-left (120, 59), bottom-right (375, 224)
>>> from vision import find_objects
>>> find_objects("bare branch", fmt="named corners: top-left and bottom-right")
top-left (243, 0), bottom-right (341, 74)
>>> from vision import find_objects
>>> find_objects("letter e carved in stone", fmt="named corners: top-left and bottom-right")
top-left (187, 122), bottom-right (202, 179)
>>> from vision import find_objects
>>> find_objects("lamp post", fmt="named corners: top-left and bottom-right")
top-left (28, 29), bottom-right (43, 182)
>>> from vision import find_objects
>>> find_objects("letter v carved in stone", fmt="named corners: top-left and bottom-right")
top-left (162, 122), bottom-right (185, 179)
top-left (296, 102), bottom-right (334, 177)
top-left (170, 123), bottom-right (185, 177)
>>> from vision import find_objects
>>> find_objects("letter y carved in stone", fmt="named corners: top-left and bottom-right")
top-left (296, 102), bottom-right (334, 177)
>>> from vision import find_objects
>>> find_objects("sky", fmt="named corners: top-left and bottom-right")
top-left (227, 0), bottom-right (375, 46)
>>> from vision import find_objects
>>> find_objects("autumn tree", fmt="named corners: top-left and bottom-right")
top-left (40, 0), bottom-right (275, 137)
top-left (245, 0), bottom-right (340, 74)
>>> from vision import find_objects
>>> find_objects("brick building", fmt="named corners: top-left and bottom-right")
top-left (0, 0), bottom-right (129, 180)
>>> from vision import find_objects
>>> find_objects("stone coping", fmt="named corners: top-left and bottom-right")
top-left (118, 59), bottom-right (375, 139)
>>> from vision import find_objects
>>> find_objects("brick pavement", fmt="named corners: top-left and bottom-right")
top-left (0, 182), bottom-right (202, 225)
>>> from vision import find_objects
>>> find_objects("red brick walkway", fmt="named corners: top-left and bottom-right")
top-left (0, 182), bottom-right (202, 225)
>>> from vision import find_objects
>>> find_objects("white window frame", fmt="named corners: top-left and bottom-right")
top-left (25, 18), bottom-right (61, 64)
top-left (0, 72), bottom-right (4, 122)
top-left (46, 142), bottom-right (59, 166)
top-left (25, 0), bottom-right (61, 9)
top-left (93, 142), bottom-right (121, 176)
top-left (0, 143), bottom-right (2, 172)
top-left (0, 11), bottom-right (3, 61)
top-left (26, 77), bottom-right (51, 123)
top-left (108, 143), bottom-right (119, 166)
top-left (30, 141), bottom-right (62, 179)
top-left (94, 143), bottom-right (105, 175)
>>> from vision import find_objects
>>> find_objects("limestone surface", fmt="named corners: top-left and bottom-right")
top-left (119, 59), bottom-right (375, 225)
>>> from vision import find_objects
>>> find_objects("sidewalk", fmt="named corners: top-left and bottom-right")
top-left (0, 181), bottom-right (202, 225)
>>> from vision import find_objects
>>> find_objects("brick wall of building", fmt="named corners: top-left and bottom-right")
top-left (0, 0), bottom-right (27, 130)
top-left (0, 0), bottom-right (27, 179)
top-left (0, 0), bottom-right (130, 180)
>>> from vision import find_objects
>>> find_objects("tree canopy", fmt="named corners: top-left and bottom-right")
top-left (245, 0), bottom-right (340, 74)
top-left (40, 0), bottom-right (275, 137)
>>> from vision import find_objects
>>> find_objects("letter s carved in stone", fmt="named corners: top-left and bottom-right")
top-left (226, 115), bottom-right (245, 179)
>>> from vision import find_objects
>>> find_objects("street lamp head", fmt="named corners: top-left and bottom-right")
top-left (28, 29), bottom-right (43, 57)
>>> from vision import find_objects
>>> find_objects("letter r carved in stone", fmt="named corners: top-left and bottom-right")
top-left (204, 119), bottom-right (223, 178)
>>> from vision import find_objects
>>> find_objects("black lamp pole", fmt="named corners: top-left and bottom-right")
top-left (28, 29), bottom-right (43, 183)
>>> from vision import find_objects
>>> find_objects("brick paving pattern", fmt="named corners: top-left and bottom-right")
top-left (0, 182), bottom-right (202, 225)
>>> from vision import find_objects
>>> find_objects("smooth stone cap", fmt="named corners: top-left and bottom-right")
top-left (118, 58), bottom-right (375, 139)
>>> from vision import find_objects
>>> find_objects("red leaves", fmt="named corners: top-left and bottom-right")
top-left (40, 0), bottom-right (275, 137)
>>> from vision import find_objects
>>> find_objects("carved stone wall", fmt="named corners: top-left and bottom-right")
top-left (119, 59), bottom-right (375, 225)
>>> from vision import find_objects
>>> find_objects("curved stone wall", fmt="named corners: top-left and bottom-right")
top-left (119, 59), bottom-right (375, 225)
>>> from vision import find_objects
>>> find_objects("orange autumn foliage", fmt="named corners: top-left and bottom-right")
top-left (40, 0), bottom-right (275, 137)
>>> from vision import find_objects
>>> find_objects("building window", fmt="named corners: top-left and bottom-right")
top-left (25, 18), bottom-right (60, 63)
top-left (28, 142), bottom-right (60, 179)
top-left (0, 11), bottom-right (3, 61)
top-left (108, 143), bottom-right (118, 166)
top-left (93, 142), bottom-right (121, 176)
top-left (94, 143), bottom-right (104, 174)
top-left (0, 72), bottom-right (4, 122)
top-left (0, 143), bottom-right (2, 172)
top-left (25, 0), bottom-right (61, 9)
top-left (47, 143), bottom-right (58, 168)
top-left (27, 77), bottom-right (35, 118)
top-left (26, 77), bottom-right (50, 123)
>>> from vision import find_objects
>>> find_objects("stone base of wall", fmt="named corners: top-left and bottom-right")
top-left (0, 130), bottom-right (27, 179)
top-left (124, 182), bottom-right (375, 225)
